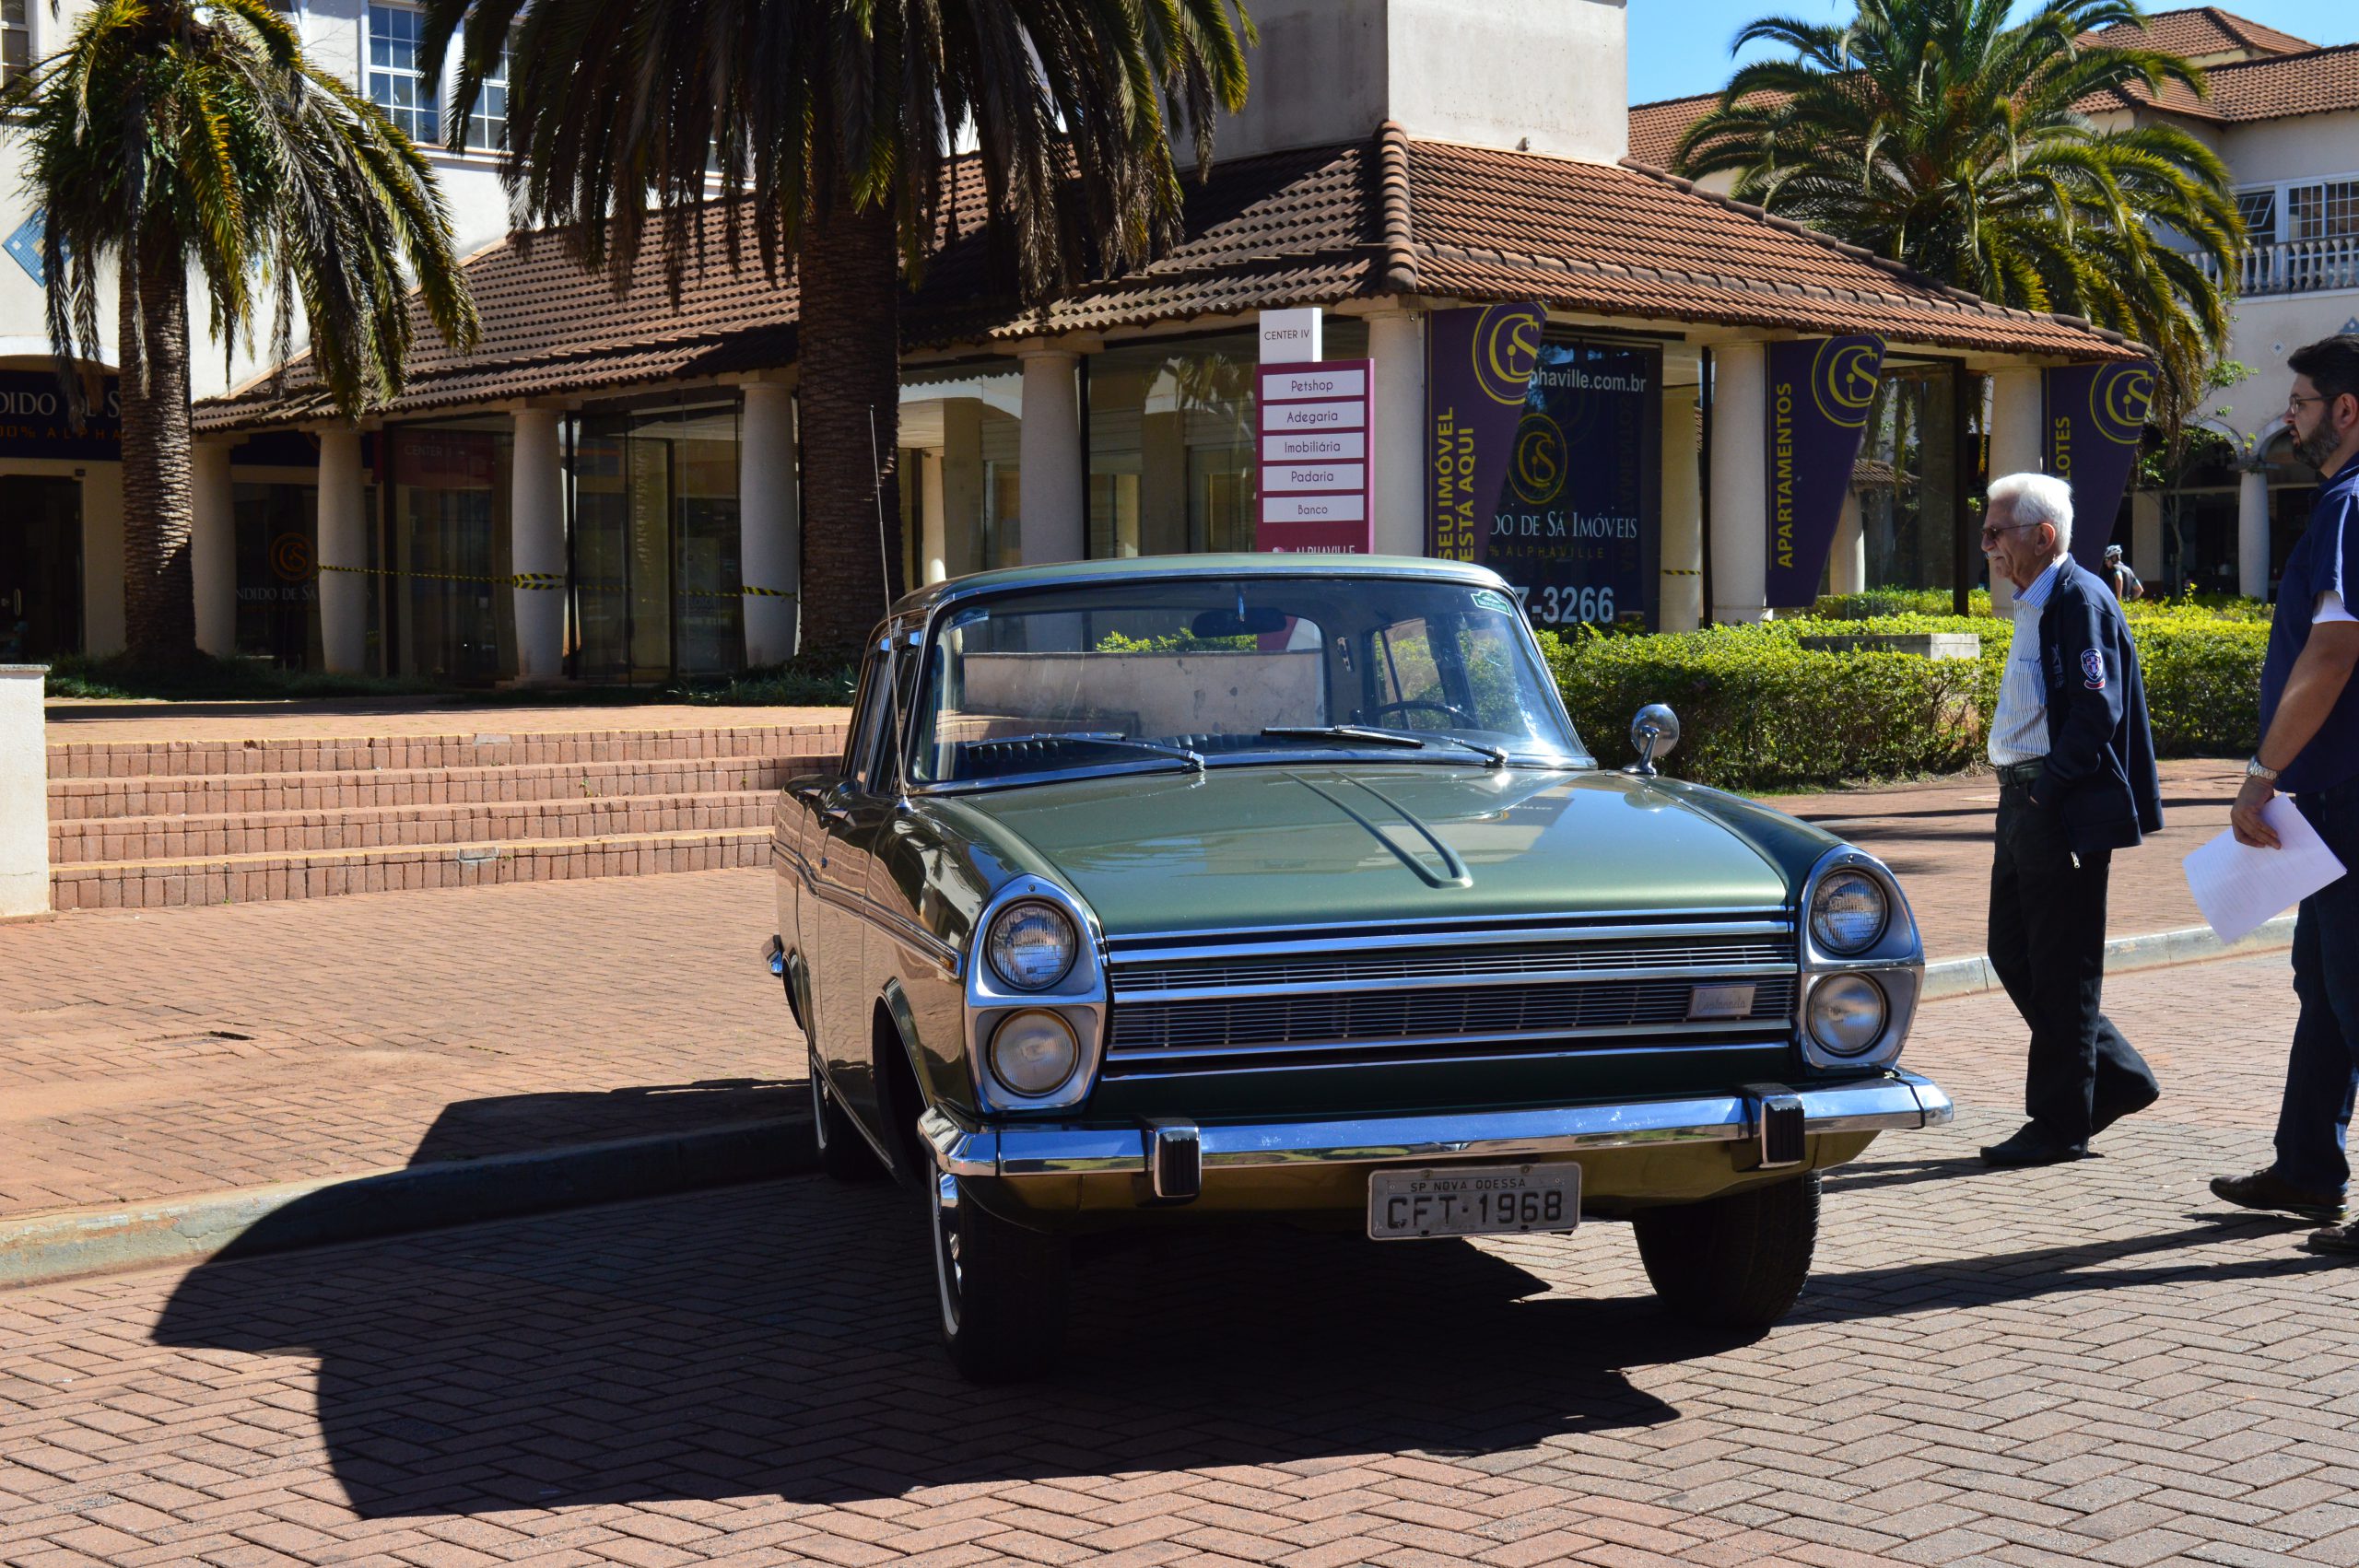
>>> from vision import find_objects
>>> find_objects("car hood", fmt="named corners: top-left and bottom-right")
top-left (933, 764), bottom-right (1791, 937)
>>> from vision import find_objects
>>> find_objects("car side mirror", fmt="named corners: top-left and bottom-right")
top-left (1628, 703), bottom-right (1680, 778)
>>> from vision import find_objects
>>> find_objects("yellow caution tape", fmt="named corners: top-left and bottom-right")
top-left (1660, 568), bottom-right (1703, 577)
top-left (317, 563), bottom-right (567, 590)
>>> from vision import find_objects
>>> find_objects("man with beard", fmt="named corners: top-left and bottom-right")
top-left (2211, 334), bottom-right (2359, 1254)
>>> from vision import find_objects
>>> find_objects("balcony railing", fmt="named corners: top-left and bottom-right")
top-left (2197, 237), bottom-right (2359, 297)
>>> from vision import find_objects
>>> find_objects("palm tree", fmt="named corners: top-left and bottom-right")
top-left (2, 0), bottom-right (477, 662)
top-left (1673, 0), bottom-right (2242, 438)
top-left (417, 0), bottom-right (1252, 658)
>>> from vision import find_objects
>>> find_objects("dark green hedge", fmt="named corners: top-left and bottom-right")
top-left (1543, 608), bottom-right (2268, 791)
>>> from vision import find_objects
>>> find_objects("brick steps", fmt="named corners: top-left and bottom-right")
top-left (44, 717), bottom-right (846, 910)
top-left (48, 755), bottom-right (809, 821)
top-left (49, 790), bottom-right (771, 863)
top-left (48, 828), bottom-right (771, 910)
top-left (47, 722), bottom-right (841, 779)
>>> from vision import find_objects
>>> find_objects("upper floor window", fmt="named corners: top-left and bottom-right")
top-left (3, 0), bottom-right (31, 88)
top-left (2238, 191), bottom-right (2277, 248)
top-left (2288, 181), bottom-right (2359, 242)
top-left (367, 4), bottom-right (436, 143)
top-left (464, 29), bottom-right (511, 151)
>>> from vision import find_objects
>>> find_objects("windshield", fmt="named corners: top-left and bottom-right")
top-left (908, 575), bottom-right (1588, 786)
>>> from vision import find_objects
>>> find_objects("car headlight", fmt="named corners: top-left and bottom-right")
top-left (989, 1009), bottom-right (1080, 1096)
top-left (1810, 870), bottom-right (1888, 954)
top-left (1807, 973), bottom-right (1889, 1057)
top-left (986, 901), bottom-right (1077, 990)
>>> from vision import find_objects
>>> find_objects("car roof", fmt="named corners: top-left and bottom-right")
top-left (889, 553), bottom-right (1511, 618)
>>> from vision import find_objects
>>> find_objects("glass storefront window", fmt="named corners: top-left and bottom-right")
top-left (1857, 363), bottom-right (1965, 592)
top-left (233, 482), bottom-right (322, 668)
top-left (573, 402), bottom-right (742, 683)
top-left (899, 363), bottom-right (1024, 580)
top-left (1086, 320), bottom-right (1366, 560)
top-left (391, 422), bottom-right (513, 684)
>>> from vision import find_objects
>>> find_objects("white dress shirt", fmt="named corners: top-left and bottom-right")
top-left (1989, 557), bottom-right (2066, 766)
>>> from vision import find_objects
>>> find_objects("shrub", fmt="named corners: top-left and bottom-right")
top-left (1546, 609), bottom-right (2269, 791)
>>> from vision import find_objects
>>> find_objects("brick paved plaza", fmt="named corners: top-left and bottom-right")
top-left (6, 952), bottom-right (2359, 1568)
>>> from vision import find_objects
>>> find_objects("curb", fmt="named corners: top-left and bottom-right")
top-left (0, 1117), bottom-right (816, 1291)
top-left (1923, 914), bottom-right (2298, 1001)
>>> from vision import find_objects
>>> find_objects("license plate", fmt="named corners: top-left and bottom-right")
top-left (1367, 1162), bottom-right (1580, 1240)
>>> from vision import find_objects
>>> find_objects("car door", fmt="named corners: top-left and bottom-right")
top-left (813, 631), bottom-right (911, 1130)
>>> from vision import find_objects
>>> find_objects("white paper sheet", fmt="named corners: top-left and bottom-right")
top-left (2182, 795), bottom-right (2349, 944)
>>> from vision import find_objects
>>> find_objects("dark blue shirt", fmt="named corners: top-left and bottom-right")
top-left (2261, 452), bottom-right (2359, 795)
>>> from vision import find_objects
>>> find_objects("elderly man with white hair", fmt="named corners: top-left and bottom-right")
top-left (1978, 472), bottom-right (2165, 1167)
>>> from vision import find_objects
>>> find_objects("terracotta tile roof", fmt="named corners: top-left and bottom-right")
top-left (197, 125), bottom-right (2135, 432)
top-left (2081, 6), bottom-right (2315, 61)
top-left (1627, 91), bottom-right (1728, 172)
top-left (2083, 41), bottom-right (2359, 122)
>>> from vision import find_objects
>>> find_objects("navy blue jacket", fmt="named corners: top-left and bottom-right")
top-left (2033, 558), bottom-right (2165, 855)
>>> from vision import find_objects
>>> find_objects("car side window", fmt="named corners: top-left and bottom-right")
top-left (839, 652), bottom-right (884, 778)
top-left (851, 649), bottom-right (897, 796)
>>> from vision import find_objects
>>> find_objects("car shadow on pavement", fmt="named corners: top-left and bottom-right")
top-left (153, 1167), bottom-right (1707, 1517)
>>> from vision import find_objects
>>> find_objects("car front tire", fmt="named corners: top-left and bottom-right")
top-left (928, 1170), bottom-right (1069, 1382)
top-left (1632, 1172), bottom-right (1820, 1328)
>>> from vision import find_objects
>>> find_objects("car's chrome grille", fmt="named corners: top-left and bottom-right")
top-left (1103, 917), bottom-right (1799, 1075)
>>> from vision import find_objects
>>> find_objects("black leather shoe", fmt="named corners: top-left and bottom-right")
top-left (1979, 1124), bottom-right (2087, 1167)
top-left (2210, 1168), bottom-right (2347, 1224)
top-left (2091, 1082), bottom-right (2160, 1136)
top-left (2307, 1220), bottom-right (2359, 1256)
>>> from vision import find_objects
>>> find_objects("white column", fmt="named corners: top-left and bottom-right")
top-left (1708, 342), bottom-right (1768, 625)
top-left (1367, 308), bottom-right (1426, 556)
top-left (315, 425), bottom-right (367, 673)
top-left (1018, 347), bottom-right (1085, 564)
top-left (510, 405), bottom-right (565, 683)
top-left (2239, 465), bottom-right (2272, 601)
top-left (1659, 384), bottom-right (1702, 631)
top-left (1832, 488), bottom-right (1868, 596)
top-left (2133, 489), bottom-right (2165, 592)
top-left (190, 439), bottom-right (237, 658)
top-left (0, 667), bottom-right (46, 919)
top-left (919, 451), bottom-right (949, 584)
top-left (739, 380), bottom-right (800, 661)
top-left (1986, 367), bottom-right (2045, 620)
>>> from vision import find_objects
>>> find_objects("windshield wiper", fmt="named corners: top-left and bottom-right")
top-left (981, 731), bottom-right (1205, 773)
top-left (1261, 725), bottom-right (1510, 769)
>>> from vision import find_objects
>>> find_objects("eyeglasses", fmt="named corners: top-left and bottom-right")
top-left (2289, 393), bottom-right (2329, 415)
top-left (1980, 521), bottom-right (2038, 544)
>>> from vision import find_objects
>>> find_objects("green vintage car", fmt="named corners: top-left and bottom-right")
top-left (769, 554), bottom-right (1949, 1380)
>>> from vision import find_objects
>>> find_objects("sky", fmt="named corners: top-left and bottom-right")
top-left (1627, 0), bottom-right (2355, 106)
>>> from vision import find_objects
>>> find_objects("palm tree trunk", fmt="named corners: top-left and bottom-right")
top-left (795, 195), bottom-right (905, 661)
top-left (117, 221), bottom-right (198, 663)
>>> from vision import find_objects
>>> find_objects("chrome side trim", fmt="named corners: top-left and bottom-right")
top-left (810, 875), bottom-right (962, 977)
top-left (921, 1071), bottom-right (1951, 1178)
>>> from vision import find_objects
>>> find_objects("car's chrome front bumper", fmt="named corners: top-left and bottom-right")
top-left (919, 1071), bottom-right (1954, 1183)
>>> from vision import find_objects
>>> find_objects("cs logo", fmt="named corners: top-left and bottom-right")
top-left (1510, 412), bottom-right (1566, 505)
top-left (2092, 362), bottom-right (2154, 447)
top-left (1473, 305), bottom-right (1544, 406)
top-left (1812, 336), bottom-right (1883, 429)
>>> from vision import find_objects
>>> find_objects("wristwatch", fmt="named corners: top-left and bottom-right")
top-left (2246, 756), bottom-right (2280, 782)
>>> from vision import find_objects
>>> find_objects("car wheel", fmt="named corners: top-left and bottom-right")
top-left (1631, 1172), bottom-right (1820, 1329)
top-left (810, 1047), bottom-right (880, 1181)
top-left (927, 1170), bottom-right (1069, 1383)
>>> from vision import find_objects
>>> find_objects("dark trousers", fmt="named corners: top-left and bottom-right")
top-left (1988, 780), bottom-right (2160, 1144)
top-left (2271, 780), bottom-right (2359, 1197)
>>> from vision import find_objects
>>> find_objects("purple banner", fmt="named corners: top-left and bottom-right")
top-left (2045, 360), bottom-right (2155, 569)
top-left (1765, 335), bottom-right (1885, 607)
top-left (1426, 304), bottom-right (1543, 564)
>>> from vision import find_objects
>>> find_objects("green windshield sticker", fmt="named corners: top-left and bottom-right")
top-left (1473, 590), bottom-right (1515, 615)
